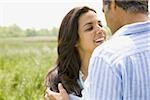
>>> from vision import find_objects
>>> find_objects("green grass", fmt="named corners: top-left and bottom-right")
top-left (0, 37), bottom-right (57, 100)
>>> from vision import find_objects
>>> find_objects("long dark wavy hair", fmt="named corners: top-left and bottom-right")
top-left (45, 6), bottom-right (96, 97)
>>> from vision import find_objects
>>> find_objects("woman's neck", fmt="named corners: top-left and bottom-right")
top-left (80, 52), bottom-right (91, 80)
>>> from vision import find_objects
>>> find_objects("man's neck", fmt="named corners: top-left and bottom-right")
top-left (111, 13), bottom-right (150, 34)
top-left (122, 13), bottom-right (149, 26)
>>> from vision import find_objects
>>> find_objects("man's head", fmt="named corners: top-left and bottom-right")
top-left (103, 0), bottom-right (149, 33)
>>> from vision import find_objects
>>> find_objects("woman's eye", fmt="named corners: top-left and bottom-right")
top-left (86, 27), bottom-right (93, 31)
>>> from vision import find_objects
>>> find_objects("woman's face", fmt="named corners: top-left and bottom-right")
top-left (77, 10), bottom-right (106, 54)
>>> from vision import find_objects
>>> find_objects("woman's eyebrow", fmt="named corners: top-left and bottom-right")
top-left (83, 22), bottom-right (92, 27)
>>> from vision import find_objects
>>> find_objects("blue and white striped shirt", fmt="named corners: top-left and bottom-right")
top-left (70, 20), bottom-right (150, 100)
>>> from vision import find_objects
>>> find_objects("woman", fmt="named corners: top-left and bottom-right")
top-left (45, 6), bottom-right (106, 99)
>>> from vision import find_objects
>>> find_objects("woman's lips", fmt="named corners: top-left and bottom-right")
top-left (95, 37), bottom-right (105, 43)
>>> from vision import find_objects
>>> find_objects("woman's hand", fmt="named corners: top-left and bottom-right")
top-left (44, 83), bottom-right (69, 100)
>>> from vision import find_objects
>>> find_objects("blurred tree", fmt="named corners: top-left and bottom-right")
top-left (50, 27), bottom-right (58, 36)
top-left (9, 24), bottom-right (25, 37)
top-left (0, 24), bottom-right (25, 37)
top-left (25, 28), bottom-right (37, 36)
top-left (0, 24), bottom-right (59, 37)
top-left (37, 29), bottom-right (50, 36)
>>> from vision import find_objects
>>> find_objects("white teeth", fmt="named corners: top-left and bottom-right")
top-left (95, 38), bottom-right (105, 42)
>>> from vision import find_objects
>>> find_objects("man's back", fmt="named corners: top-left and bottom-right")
top-left (86, 20), bottom-right (150, 100)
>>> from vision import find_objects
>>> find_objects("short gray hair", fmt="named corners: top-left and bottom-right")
top-left (103, 0), bottom-right (148, 14)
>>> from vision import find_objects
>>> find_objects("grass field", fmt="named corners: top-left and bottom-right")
top-left (0, 37), bottom-right (57, 100)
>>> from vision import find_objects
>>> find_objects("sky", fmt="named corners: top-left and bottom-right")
top-left (0, 0), bottom-right (150, 30)
top-left (0, 0), bottom-right (105, 30)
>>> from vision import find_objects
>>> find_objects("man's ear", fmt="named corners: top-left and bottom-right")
top-left (111, 0), bottom-right (117, 11)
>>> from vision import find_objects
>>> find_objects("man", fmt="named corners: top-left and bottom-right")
top-left (45, 0), bottom-right (150, 99)
top-left (83, 0), bottom-right (150, 99)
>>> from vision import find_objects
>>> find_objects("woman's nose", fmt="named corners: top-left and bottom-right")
top-left (95, 27), bottom-right (103, 35)
top-left (95, 27), bottom-right (106, 38)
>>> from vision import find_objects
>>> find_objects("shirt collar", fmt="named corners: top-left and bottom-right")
top-left (112, 20), bottom-right (150, 38)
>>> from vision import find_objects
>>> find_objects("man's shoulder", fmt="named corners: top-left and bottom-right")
top-left (94, 35), bottom-right (133, 53)
top-left (92, 36), bottom-right (134, 64)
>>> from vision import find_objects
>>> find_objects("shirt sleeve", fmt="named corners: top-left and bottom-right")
top-left (69, 94), bottom-right (81, 100)
top-left (82, 56), bottom-right (123, 100)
